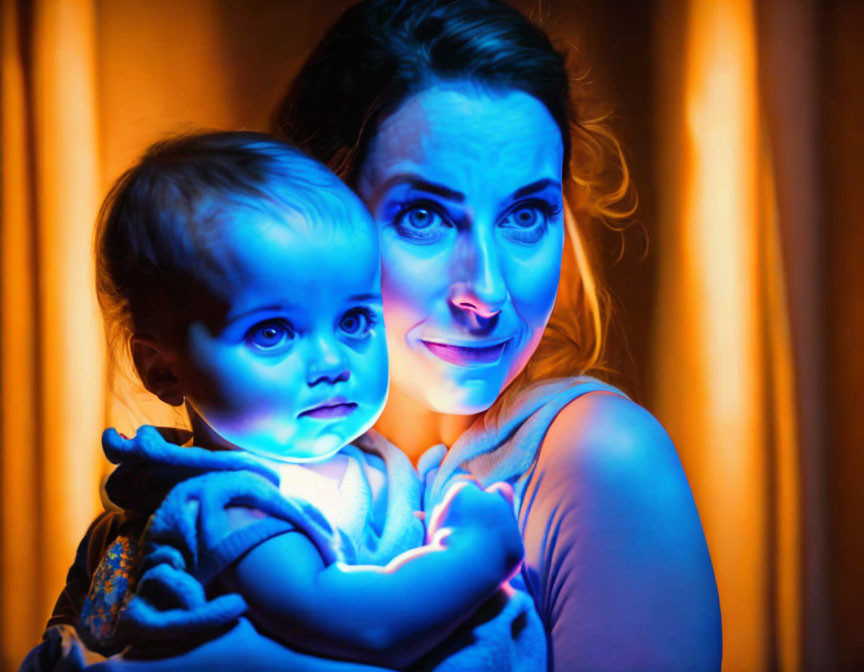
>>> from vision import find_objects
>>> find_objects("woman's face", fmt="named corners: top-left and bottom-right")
top-left (356, 82), bottom-right (565, 414)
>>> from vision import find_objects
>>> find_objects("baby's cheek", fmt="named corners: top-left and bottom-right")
top-left (353, 336), bottom-right (389, 399)
top-left (182, 335), bottom-right (237, 405)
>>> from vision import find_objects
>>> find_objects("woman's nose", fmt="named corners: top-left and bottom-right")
top-left (449, 231), bottom-right (507, 329)
top-left (306, 337), bottom-right (350, 387)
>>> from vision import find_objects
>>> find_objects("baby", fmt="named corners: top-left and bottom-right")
top-left (80, 131), bottom-right (523, 668)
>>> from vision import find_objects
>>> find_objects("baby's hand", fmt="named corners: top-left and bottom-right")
top-left (427, 479), bottom-right (524, 575)
top-left (430, 478), bottom-right (513, 528)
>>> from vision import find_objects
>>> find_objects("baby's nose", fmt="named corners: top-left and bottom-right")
top-left (307, 367), bottom-right (350, 387)
top-left (306, 339), bottom-right (350, 386)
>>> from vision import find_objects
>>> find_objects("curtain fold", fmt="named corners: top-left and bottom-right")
top-left (652, 0), bottom-right (827, 669)
top-left (754, 1), bottom-right (831, 668)
top-left (1, 0), bottom-right (41, 662)
top-left (0, 0), bottom-right (105, 668)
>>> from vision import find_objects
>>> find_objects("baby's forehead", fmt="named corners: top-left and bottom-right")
top-left (191, 169), bottom-right (374, 248)
top-left (218, 201), bottom-right (375, 259)
top-left (181, 158), bottom-right (377, 284)
top-left (190, 189), bottom-right (377, 287)
top-left (240, 167), bottom-right (373, 229)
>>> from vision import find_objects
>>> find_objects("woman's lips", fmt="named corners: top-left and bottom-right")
top-left (421, 339), bottom-right (509, 367)
top-left (298, 401), bottom-right (358, 419)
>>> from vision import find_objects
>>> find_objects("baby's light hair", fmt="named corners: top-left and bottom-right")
top-left (95, 130), bottom-right (364, 394)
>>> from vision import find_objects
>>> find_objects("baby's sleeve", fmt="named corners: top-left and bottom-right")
top-left (203, 503), bottom-right (299, 585)
top-left (115, 469), bottom-right (344, 653)
top-left (37, 510), bottom-right (148, 658)
top-left (46, 511), bottom-right (126, 628)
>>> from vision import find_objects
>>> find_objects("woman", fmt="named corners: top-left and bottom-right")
top-left (273, 1), bottom-right (721, 667)
top-left (26, 1), bottom-right (720, 670)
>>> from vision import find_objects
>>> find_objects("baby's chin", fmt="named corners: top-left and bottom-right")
top-left (246, 431), bottom-right (345, 463)
top-left (211, 404), bottom-right (384, 464)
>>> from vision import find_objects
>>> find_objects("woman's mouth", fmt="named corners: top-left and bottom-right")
top-left (298, 400), bottom-right (358, 419)
top-left (421, 339), bottom-right (510, 367)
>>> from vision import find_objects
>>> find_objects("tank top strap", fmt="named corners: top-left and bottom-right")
top-left (427, 376), bottom-right (628, 511)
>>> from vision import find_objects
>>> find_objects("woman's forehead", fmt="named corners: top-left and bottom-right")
top-left (358, 83), bottom-right (564, 202)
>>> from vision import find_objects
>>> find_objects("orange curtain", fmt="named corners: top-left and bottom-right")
top-left (1, 0), bottom-right (105, 667)
top-left (1, 2), bottom-right (295, 666)
top-left (652, 0), bottom-right (828, 670)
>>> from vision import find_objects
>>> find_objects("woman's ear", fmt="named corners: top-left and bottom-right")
top-left (130, 334), bottom-right (185, 406)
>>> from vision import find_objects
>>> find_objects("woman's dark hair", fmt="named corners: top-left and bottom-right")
top-left (273, 0), bottom-right (575, 185)
top-left (272, 0), bottom-right (635, 401)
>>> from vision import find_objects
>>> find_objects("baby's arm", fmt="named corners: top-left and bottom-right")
top-left (221, 481), bottom-right (523, 669)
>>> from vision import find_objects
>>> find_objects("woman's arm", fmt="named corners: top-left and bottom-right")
top-left (222, 482), bottom-right (523, 670)
top-left (522, 391), bottom-right (722, 671)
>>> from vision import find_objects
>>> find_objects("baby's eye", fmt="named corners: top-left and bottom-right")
top-left (393, 202), bottom-right (452, 243)
top-left (339, 308), bottom-right (377, 337)
top-left (246, 320), bottom-right (295, 353)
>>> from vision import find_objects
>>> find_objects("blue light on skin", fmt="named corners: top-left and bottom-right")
top-left (356, 82), bottom-right (565, 415)
top-left (166, 200), bottom-right (389, 464)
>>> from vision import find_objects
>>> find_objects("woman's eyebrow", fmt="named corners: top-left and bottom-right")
top-left (511, 178), bottom-right (561, 199)
top-left (378, 174), bottom-right (465, 202)
top-left (373, 174), bottom-right (560, 206)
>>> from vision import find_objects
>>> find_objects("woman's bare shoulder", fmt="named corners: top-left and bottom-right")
top-left (538, 388), bottom-right (717, 597)
top-left (535, 390), bottom-right (722, 668)
top-left (542, 389), bottom-right (682, 482)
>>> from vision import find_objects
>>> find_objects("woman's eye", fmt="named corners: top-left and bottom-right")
top-left (339, 308), bottom-right (376, 337)
top-left (512, 206), bottom-right (541, 227)
top-left (393, 202), bottom-right (451, 243)
top-left (407, 208), bottom-right (436, 229)
top-left (246, 321), bottom-right (294, 352)
top-left (499, 201), bottom-right (559, 243)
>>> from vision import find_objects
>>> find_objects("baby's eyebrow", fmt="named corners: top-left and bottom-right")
top-left (223, 303), bottom-right (297, 325)
top-left (347, 293), bottom-right (382, 303)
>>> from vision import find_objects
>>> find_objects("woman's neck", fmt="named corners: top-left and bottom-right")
top-left (373, 386), bottom-right (478, 467)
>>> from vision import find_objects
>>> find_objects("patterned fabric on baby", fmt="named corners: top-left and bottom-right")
top-left (78, 533), bottom-right (141, 655)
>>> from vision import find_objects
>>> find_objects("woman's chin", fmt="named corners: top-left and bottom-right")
top-left (419, 376), bottom-right (505, 415)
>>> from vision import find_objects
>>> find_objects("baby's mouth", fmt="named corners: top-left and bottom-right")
top-left (421, 339), bottom-right (510, 367)
top-left (298, 400), bottom-right (358, 419)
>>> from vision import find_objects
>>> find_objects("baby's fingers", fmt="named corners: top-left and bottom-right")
top-left (485, 481), bottom-right (515, 508)
top-left (426, 481), bottom-right (461, 542)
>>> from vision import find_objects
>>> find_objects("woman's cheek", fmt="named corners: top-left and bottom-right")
top-left (380, 239), bottom-right (446, 326)
top-left (497, 268), bottom-right (558, 390)
top-left (506, 237), bottom-right (563, 330)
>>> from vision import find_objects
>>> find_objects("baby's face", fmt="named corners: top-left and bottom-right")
top-left (173, 201), bottom-right (388, 462)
